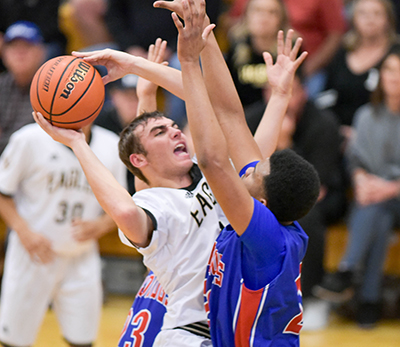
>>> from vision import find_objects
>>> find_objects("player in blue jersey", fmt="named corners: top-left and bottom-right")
top-left (172, 1), bottom-right (320, 345)
top-left (118, 271), bottom-right (167, 347)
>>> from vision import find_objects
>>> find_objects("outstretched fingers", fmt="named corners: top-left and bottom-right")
top-left (172, 11), bottom-right (184, 32)
top-left (72, 49), bottom-right (108, 64)
top-left (293, 51), bottom-right (308, 71)
top-left (262, 51), bottom-right (273, 69)
top-left (198, 0), bottom-right (214, 40)
top-left (276, 30), bottom-right (284, 56)
top-left (275, 29), bottom-right (308, 69)
top-left (202, 23), bottom-right (216, 40)
top-left (283, 29), bottom-right (294, 57)
top-left (72, 49), bottom-right (114, 84)
top-left (184, 0), bottom-right (201, 30)
top-left (173, 0), bottom-right (211, 41)
top-left (154, 0), bottom-right (184, 18)
top-left (148, 38), bottom-right (168, 64)
top-left (290, 37), bottom-right (303, 61)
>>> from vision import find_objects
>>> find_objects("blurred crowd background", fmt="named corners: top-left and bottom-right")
top-left (2, 0), bottom-right (400, 334)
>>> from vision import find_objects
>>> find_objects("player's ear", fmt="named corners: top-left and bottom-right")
top-left (259, 198), bottom-right (267, 207)
top-left (130, 153), bottom-right (147, 169)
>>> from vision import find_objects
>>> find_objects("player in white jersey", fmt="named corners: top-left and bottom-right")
top-left (0, 123), bottom-right (127, 347)
top-left (34, 110), bottom-right (227, 347)
top-left (32, 9), bottom-right (238, 344)
top-left (119, 151), bottom-right (226, 330)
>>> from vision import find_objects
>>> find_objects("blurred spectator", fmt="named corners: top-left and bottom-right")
top-left (346, 0), bottom-right (400, 33)
top-left (316, 0), bottom-right (399, 150)
top-left (96, 74), bottom-right (139, 134)
top-left (105, 0), bottom-right (176, 58)
top-left (0, 21), bottom-right (46, 155)
top-left (225, 0), bottom-right (289, 107)
top-left (283, 0), bottom-right (347, 98)
top-left (392, 0), bottom-right (400, 32)
top-left (104, 0), bottom-right (220, 57)
top-left (59, 0), bottom-right (116, 54)
top-left (0, 0), bottom-right (66, 59)
top-left (314, 46), bottom-right (400, 328)
top-left (246, 69), bottom-right (347, 330)
top-left (226, 0), bottom-right (251, 24)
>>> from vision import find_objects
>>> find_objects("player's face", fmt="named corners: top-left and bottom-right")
top-left (136, 117), bottom-right (193, 173)
top-left (241, 158), bottom-right (270, 200)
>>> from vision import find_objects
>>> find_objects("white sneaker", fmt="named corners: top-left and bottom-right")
top-left (302, 298), bottom-right (331, 331)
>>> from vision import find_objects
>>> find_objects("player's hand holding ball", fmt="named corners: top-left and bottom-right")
top-left (72, 48), bottom-right (140, 85)
top-left (32, 111), bottom-right (86, 150)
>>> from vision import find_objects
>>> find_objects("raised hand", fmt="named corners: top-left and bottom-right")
top-left (173, 0), bottom-right (214, 64)
top-left (148, 38), bottom-right (169, 65)
top-left (263, 30), bottom-right (308, 97)
top-left (136, 38), bottom-right (168, 99)
top-left (154, 0), bottom-right (185, 18)
top-left (72, 48), bottom-right (137, 85)
top-left (154, 0), bottom-right (211, 26)
top-left (32, 111), bottom-right (86, 149)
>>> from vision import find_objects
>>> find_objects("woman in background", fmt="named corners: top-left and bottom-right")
top-left (316, 0), bottom-right (399, 150)
top-left (315, 45), bottom-right (400, 329)
top-left (224, 0), bottom-right (289, 107)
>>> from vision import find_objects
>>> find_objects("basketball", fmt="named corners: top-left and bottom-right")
top-left (30, 55), bottom-right (105, 129)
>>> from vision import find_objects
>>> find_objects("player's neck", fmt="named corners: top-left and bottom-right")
top-left (147, 171), bottom-right (193, 189)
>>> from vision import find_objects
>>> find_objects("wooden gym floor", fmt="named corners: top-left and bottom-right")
top-left (34, 223), bottom-right (400, 347)
top-left (2, 220), bottom-right (400, 346)
top-left (34, 293), bottom-right (400, 347)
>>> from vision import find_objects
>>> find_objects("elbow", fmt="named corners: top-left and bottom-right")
top-left (113, 204), bottom-right (138, 229)
top-left (197, 151), bottom-right (228, 174)
top-left (195, 138), bottom-right (231, 174)
top-left (113, 205), bottom-right (150, 246)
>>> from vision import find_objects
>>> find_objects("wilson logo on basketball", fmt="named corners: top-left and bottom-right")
top-left (60, 61), bottom-right (91, 99)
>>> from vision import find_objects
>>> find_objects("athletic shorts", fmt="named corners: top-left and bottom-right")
top-left (0, 231), bottom-right (102, 346)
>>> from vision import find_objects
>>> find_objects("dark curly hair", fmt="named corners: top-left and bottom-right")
top-left (265, 148), bottom-right (320, 222)
top-left (118, 111), bottom-right (166, 184)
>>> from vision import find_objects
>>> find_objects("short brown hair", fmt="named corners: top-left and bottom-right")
top-left (118, 111), bottom-right (165, 183)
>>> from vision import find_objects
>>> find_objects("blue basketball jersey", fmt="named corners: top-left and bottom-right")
top-left (118, 272), bottom-right (167, 347)
top-left (204, 199), bottom-right (308, 346)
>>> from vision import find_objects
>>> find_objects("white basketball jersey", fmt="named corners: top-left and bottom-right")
top-left (119, 165), bottom-right (228, 330)
top-left (0, 123), bottom-right (127, 256)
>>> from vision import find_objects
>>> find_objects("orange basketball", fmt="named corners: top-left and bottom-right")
top-left (30, 55), bottom-right (105, 129)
